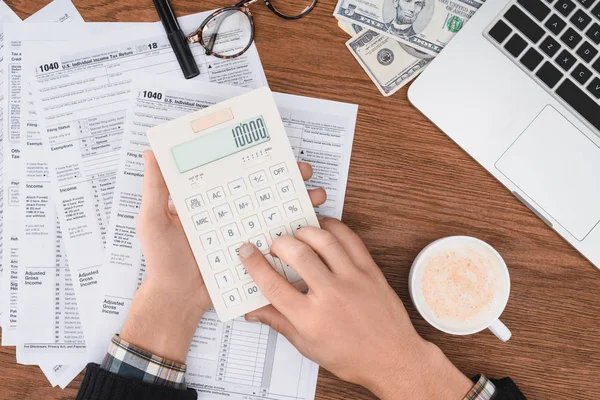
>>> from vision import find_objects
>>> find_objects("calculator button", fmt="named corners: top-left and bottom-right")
top-left (290, 218), bottom-right (308, 234)
top-left (283, 199), bottom-right (303, 218)
top-left (223, 289), bottom-right (242, 308)
top-left (213, 203), bottom-right (233, 222)
top-left (228, 242), bottom-right (244, 263)
top-left (249, 170), bottom-right (268, 187)
top-left (241, 214), bottom-right (261, 234)
top-left (207, 250), bottom-right (227, 270)
top-left (243, 282), bottom-right (262, 299)
top-left (200, 231), bottom-right (220, 250)
top-left (255, 187), bottom-right (275, 206)
top-left (270, 226), bottom-right (287, 241)
top-left (185, 194), bottom-right (204, 211)
top-left (215, 269), bottom-right (235, 289)
top-left (265, 254), bottom-right (286, 277)
top-left (275, 180), bottom-right (295, 199)
top-left (262, 206), bottom-right (282, 226)
top-left (236, 264), bottom-right (252, 281)
top-left (249, 234), bottom-right (269, 253)
top-left (206, 186), bottom-right (226, 204)
top-left (220, 222), bottom-right (241, 242)
top-left (234, 195), bottom-right (254, 215)
top-left (270, 163), bottom-right (288, 179)
top-left (191, 211), bottom-right (212, 231)
top-left (228, 178), bottom-right (246, 195)
top-left (277, 257), bottom-right (303, 283)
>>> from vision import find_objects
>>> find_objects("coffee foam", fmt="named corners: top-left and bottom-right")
top-left (413, 239), bottom-right (509, 333)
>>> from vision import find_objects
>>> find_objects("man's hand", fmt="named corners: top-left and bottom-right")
top-left (120, 150), bottom-right (326, 363)
top-left (239, 218), bottom-right (473, 400)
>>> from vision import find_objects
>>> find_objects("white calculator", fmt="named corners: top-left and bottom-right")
top-left (147, 87), bottom-right (319, 321)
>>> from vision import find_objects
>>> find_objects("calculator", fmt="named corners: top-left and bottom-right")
top-left (147, 87), bottom-right (319, 321)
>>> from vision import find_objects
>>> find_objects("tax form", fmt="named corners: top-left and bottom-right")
top-left (26, 12), bottom-right (267, 360)
top-left (95, 75), bottom-right (356, 399)
top-left (0, 0), bottom-right (83, 345)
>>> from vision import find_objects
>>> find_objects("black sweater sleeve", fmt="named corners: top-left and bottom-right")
top-left (76, 363), bottom-right (198, 400)
top-left (471, 375), bottom-right (527, 400)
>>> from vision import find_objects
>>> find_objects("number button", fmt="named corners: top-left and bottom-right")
top-left (255, 187), bottom-right (275, 206)
top-left (243, 282), bottom-right (262, 299)
top-left (249, 170), bottom-right (268, 187)
top-left (249, 234), bottom-right (269, 253)
top-left (269, 226), bottom-right (287, 241)
top-left (241, 215), bottom-right (261, 234)
top-left (200, 231), bottom-right (219, 250)
top-left (223, 289), bottom-right (242, 308)
top-left (207, 250), bottom-right (226, 270)
top-left (234, 195), bottom-right (254, 215)
top-left (269, 163), bottom-right (287, 179)
top-left (191, 211), bottom-right (212, 231)
top-left (215, 269), bottom-right (235, 289)
top-left (213, 203), bottom-right (233, 223)
top-left (262, 206), bottom-right (282, 226)
top-left (228, 178), bottom-right (246, 195)
top-left (228, 242), bottom-right (244, 263)
top-left (220, 222), bottom-right (241, 243)
top-left (275, 180), bottom-right (295, 199)
top-left (283, 199), bottom-right (302, 218)
top-left (207, 186), bottom-right (226, 204)
top-left (236, 264), bottom-right (252, 281)
top-left (185, 194), bottom-right (204, 211)
top-left (290, 218), bottom-right (308, 234)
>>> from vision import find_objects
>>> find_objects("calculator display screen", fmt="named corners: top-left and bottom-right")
top-left (172, 116), bottom-right (270, 173)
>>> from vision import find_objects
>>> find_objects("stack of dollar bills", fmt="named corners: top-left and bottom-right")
top-left (334, 0), bottom-right (482, 96)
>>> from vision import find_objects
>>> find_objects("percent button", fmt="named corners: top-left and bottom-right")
top-left (283, 199), bottom-right (303, 218)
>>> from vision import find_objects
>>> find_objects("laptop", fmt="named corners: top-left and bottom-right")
top-left (408, 0), bottom-right (600, 268)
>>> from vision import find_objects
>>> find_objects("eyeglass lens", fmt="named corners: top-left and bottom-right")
top-left (268, 0), bottom-right (317, 18)
top-left (202, 9), bottom-right (253, 57)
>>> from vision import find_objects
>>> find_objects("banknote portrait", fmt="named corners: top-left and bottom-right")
top-left (384, 0), bottom-right (431, 38)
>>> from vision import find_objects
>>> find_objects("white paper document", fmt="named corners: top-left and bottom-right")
top-left (95, 75), bottom-right (358, 398)
top-left (26, 11), bottom-right (267, 361)
top-left (1, 0), bottom-right (83, 345)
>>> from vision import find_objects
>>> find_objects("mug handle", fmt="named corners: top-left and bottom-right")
top-left (488, 319), bottom-right (511, 342)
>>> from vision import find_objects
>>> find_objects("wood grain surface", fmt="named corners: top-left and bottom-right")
top-left (1, 0), bottom-right (599, 398)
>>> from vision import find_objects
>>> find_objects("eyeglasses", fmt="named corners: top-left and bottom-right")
top-left (187, 0), bottom-right (318, 59)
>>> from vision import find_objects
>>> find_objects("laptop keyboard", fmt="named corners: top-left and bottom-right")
top-left (485, 0), bottom-right (600, 133)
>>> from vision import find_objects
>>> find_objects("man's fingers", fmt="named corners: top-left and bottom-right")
top-left (245, 305), bottom-right (299, 341)
top-left (239, 243), bottom-right (306, 314)
top-left (297, 162), bottom-right (313, 181)
top-left (141, 151), bottom-right (170, 220)
top-left (293, 226), bottom-right (355, 275)
top-left (308, 188), bottom-right (327, 207)
top-left (270, 235), bottom-right (333, 288)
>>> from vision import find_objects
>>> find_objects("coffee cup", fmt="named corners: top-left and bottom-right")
top-left (409, 236), bottom-right (511, 341)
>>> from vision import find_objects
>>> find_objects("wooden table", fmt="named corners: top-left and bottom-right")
top-left (1, 0), bottom-right (599, 398)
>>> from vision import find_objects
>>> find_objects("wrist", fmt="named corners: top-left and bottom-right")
top-left (364, 339), bottom-right (473, 400)
top-left (120, 279), bottom-right (207, 363)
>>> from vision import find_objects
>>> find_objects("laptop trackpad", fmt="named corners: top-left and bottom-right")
top-left (496, 106), bottom-right (600, 241)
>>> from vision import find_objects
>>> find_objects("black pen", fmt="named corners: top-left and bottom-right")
top-left (152, 0), bottom-right (200, 79)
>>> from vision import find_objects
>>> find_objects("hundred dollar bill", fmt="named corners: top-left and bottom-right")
top-left (334, 0), bottom-right (479, 56)
top-left (346, 29), bottom-right (432, 96)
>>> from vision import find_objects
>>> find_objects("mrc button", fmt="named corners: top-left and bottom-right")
top-left (270, 163), bottom-right (288, 178)
top-left (192, 211), bottom-right (212, 231)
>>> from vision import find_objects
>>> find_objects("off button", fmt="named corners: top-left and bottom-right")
top-left (270, 163), bottom-right (287, 179)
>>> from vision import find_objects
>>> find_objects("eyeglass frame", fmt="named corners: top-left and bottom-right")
top-left (187, 0), bottom-right (318, 59)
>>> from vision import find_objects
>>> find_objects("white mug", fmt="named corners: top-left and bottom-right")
top-left (409, 236), bottom-right (512, 342)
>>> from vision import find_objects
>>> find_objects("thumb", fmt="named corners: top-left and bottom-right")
top-left (140, 150), bottom-right (170, 220)
top-left (246, 305), bottom-right (299, 342)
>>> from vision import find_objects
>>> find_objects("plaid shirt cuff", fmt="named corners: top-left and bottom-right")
top-left (464, 375), bottom-right (496, 400)
top-left (100, 334), bottom-right (187, 390)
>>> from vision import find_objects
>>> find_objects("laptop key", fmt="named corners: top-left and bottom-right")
top-left (571, 63), bottom-right (593, 84)
top-left (540, 35), bottom-right (561, 56)
top-left (587, 77), bottom-right (600, 99)
top-left (560, 27), bottom-right (583, 48)
top-left (556, 79), bottom-right (600, 131)
top-left (536, 61), bottom-right (564, 87)
top-left (521, 47), bottom-right (545, 70)
top-left (576, 41), bottom-right (598, 62)
top-left (570, 9), bottom-right (592, 30)
top-left (545, 13), bottom-right (567, 34)
top-left (574, 0), bottom-right (594, 8)
top-left (587, 23), bottom-right (600, 44)
top-left (593, 57), bottom-right (600, 73)
top-left (518, 0), bottom-right (551, 20)
top-left (489, 20), bottom-right (513, 43)
top-left (505, 6), bottom-right (545, 42)
top-left (505, 33), bottom-right (529, 57)
top-left (592, 2), bottom-right (600, 19)
top-left (556, 49), bottom-right (577, 70)
top-left (554, 0), bottom-right (576, 16)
